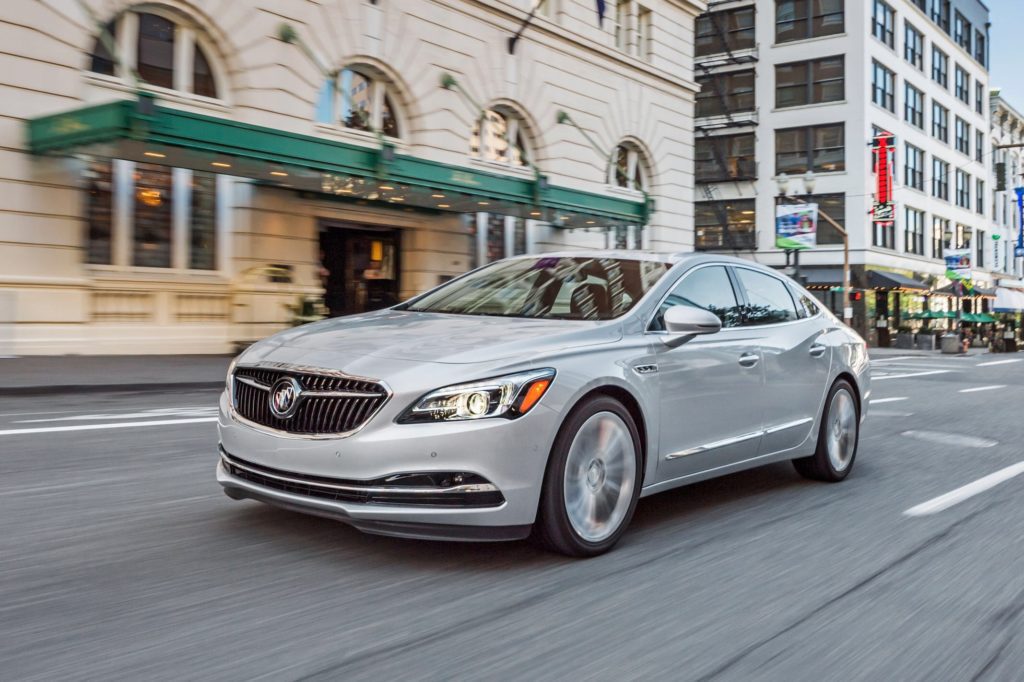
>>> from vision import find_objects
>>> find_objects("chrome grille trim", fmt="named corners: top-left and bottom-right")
top-left (229, 363), bottom-right (392, 439)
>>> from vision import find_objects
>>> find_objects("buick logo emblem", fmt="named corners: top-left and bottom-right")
top-left (269, 376), bottom-right (303, 419)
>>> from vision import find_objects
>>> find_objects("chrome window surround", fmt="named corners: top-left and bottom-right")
top-left (229, 361), bottom-right (393, 440)
top-left (643, 261), bottom-right (822, 336)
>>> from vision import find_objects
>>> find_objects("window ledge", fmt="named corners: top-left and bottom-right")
top-left (81, 72), bottom-right (232, 114)
top-left (312, 123), bottom-right (408, 154)
top-left (772, 100), bottom-right (847, 113)
top-left (773, 33), bottom-right (848, 48)
top-left (85, 264), bottom-right (229, 283)
top-left (604, 185), bottom-right (646, 200)
top-left (467, 158), bottom-right (536, 178)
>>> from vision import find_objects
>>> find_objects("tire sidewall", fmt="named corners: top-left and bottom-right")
top-left (538, 396), bottom-right (643, 557)
top-left (817, 380), bottom-right (860, 480)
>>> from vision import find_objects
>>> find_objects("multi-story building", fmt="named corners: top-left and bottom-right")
top-left (694, 0), bottom-right (993, 345)
top-left (990, 91), bottom-right (1024, 281)
top-left (0, 0), bottom-right (703, 355)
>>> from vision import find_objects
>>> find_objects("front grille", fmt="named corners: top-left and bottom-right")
top-left (232, 365), bottom-right (388, 436)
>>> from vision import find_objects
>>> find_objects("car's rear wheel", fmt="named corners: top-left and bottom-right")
top-left (535, 396), bottom-right (642, 557)
top-left (793, 379), bottom-right (859, 482)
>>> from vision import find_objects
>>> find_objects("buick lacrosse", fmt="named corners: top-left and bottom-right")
top-left (217, 252), bottom-right (869, 556)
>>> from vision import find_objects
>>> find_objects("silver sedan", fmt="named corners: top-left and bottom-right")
top-left (217, 252), bottom-right (869, 556)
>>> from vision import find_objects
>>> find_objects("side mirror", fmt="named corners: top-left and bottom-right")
top-left (662, 305), bottom-right (722, 348)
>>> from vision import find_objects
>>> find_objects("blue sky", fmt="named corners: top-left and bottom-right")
top-left (988, 0), bottom-right (1024, 109)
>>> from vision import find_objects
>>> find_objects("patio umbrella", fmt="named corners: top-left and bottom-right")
top-left (974, 313), bottom-right (996, 323)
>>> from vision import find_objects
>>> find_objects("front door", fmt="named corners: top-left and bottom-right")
top-left (651, 264), bottom-right (766, 484)
top-left (320, 225), bottom-right (400, 317)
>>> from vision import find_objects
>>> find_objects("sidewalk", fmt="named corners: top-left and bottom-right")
top-left (0, 355), bottom-right (232, 395)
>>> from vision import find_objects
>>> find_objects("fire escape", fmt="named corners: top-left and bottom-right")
top-left (695, 2), bottom-right (758, 253)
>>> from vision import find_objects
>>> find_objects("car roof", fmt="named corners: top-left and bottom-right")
top-left (506, 250), bottom-right (775, 271)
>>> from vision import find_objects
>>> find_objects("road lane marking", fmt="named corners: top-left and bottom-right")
top-left (958, 385), bottom-right (1006, 393)
top-left (870, 356), bottom-right (921, 363)
top-left (0, 478), bottom-right (128, 497)
top-left (900, 430), bottom-right (998, 448)
top-left (976, 359), bottom-right (1022, 367)
top-left (904, 462), bottom-right (1024, 516)
top-left (0, 417), bottom-right (216, 437)
top-left (873, 370), bottom-right (952, 381)
top-left (14, 406), bottom-right (217, 424)
top-left (870, 397), bottom-right (908, 404)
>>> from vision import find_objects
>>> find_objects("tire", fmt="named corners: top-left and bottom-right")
top-left (793, 379), bottom-right (859, 482)
top-left (534, 395), bottom-right (643, 557)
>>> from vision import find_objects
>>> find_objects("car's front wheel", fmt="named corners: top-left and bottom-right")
top-left (535, 396), bottom-right (642, 557)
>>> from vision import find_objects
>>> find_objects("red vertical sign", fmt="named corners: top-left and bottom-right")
top-left (872, 132), bottom-right (895, 224)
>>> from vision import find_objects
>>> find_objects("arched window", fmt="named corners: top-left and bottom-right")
top-left (471, 108), bottom-right (531, 167)
top-left (87, 9), bottom-right (220, 99)
top-left (316, 67), bottom-right (401, 138)
top-left (610, 142), bottom-right (649, 191)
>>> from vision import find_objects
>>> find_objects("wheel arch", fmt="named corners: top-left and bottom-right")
top-left (571, 385), bottom-right (649, 481)
top-left (832, 371), bottom-right (862, 415)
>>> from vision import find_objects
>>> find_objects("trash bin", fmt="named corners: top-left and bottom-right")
top-left (940, 333), bottom-right (962, 354)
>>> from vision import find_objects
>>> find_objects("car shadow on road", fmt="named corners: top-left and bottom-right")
top-left (217, 460), bottom-right (865, 569)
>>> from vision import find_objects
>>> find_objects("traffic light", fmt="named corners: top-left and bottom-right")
top-left (851, 291), bottom-right (864, 302)
top-left (996, 162), bottom-right (1007, 192)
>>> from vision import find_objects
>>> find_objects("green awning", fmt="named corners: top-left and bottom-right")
top-left (27, 95), bottom-right (649, 229)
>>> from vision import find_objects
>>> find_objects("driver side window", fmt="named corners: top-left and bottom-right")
top-left (650, 265), bottom-right (743, 331)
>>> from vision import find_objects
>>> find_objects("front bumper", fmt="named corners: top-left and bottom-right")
top-left (216, 390), bottom-right (557, 540)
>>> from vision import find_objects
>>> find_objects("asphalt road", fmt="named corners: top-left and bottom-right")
top-left (3, 354), bottom-right (1024, 680)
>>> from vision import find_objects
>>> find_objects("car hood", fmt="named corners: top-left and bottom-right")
top-left (253, 309), bottom-right (622, 365)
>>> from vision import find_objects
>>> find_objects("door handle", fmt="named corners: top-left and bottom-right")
top-left (809, 344), bottom-right (827, 358)
top-left (738, 353), bottom-right (759, 368)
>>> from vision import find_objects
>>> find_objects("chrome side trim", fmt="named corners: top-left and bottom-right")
top-left (664, 417), bottom-right (815, 460)
top-left (221, 454), bottom-right (499, 495)
top-left (664, 430), bottom-right (763, 460)
top-left (763, 417), bottom-right (813, 435)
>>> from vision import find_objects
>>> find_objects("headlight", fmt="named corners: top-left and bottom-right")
top-left (397, 369), bottom-right (555, 424)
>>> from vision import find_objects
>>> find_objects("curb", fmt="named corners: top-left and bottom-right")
top-left (0, 381), bottom-right (225, 397)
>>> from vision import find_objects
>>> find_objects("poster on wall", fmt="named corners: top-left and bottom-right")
top-left (944, 248), bottom-right (972, 282)
top-left (775, 203), bottom-right (818, 250)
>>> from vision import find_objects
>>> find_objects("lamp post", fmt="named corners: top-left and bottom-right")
top-left (774, 171), bottom-right (852, 323)
top-left (943, 224), bottom-right (962, 338)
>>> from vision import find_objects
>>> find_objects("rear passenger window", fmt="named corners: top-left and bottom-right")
top-left (651, 265), bottom-right (743, 330)
top-left (734, 268), bottom-right (799, 325)
top-left (795, 291), bottom-right (821, 318)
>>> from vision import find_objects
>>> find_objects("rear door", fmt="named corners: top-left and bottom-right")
top-left (730, 266), bottom-right (832, 456)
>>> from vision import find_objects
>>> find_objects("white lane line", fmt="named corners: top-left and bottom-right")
top-left (870, 356), bottom-right (921, 363)
top-left (873, 370), bottom-right (952, 381)
top-left (904, 462), bottom-right (1024, 517)
top-left (870, 396), bottom-right (908, 404)
top-left (958, 385), bottom-right (1006, 393)
top-left (0, 417), bottom-right (216, 437)
top-left (0, 478), bottom-right (127, 497)
top-left (976, 359), bottom-right (1023, 367)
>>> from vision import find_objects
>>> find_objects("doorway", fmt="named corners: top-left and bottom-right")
top-left (319, 223), bottom-right (400, 317)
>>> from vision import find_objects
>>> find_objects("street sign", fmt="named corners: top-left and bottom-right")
top-left (775, 203), bottom-right (817, 250)
top-left (872, 203), bottom-right (894, 223)
top-left (1016, 245), bottom-right (1024, 258)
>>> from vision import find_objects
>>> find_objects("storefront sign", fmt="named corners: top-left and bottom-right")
top-left (872, 132), bottom-right (895, 225)
top-left (944, 248), bottom-right (972, 282)
top-left (775, 203), bottom-right (817, 250)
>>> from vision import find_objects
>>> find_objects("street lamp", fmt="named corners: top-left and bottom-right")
top-left (773, 172), bottom-right (852, 323)
top-left (942, 224), bottom-right (963, 339)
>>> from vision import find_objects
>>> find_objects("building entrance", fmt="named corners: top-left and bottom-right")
top-left (319, 223), bottom-right (400, 317)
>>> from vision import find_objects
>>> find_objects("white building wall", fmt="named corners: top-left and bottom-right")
top-left (0, 0), bottom-right (705, 355)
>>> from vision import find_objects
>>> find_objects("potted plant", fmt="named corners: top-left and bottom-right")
top-left (895, 325), bottom-right (915, 349)
top-left (915, 328), bottom-right (936, 351)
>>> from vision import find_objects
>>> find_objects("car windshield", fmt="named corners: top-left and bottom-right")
top-left (402, 256), bottom-right (672, 320)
